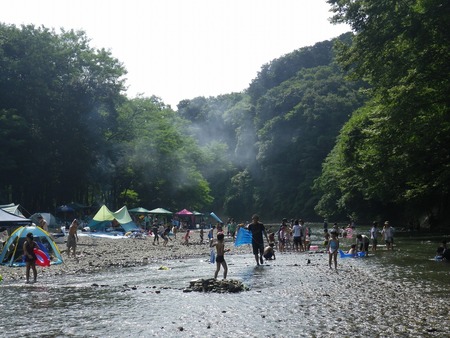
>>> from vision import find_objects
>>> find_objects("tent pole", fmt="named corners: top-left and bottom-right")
top-left (9, 230), bottom-right (21, 267)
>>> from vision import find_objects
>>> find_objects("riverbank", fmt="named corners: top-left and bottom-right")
top-left (0, 230), bottom-right (251, 282)
top-left (1, 230), bottom-right (449, 336)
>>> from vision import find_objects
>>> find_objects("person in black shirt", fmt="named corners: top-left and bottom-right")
top-left (247, 214), bottom-right (269, 266)
top-left (23, 232), bottom-right (37, 284)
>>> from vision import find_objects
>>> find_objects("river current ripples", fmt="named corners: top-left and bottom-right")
top-left (1, 232), bottom-right (449, 337)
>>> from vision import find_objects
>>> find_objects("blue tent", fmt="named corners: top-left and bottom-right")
top-left (0, 226), bottom-right (63, 267)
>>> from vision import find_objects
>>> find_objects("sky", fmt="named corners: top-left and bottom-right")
top-left (1, 0), bottom-right (350, 108)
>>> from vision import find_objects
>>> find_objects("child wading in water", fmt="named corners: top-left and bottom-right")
top-left (327, 230), bottom-right (339, 269)
top-left (210, 233), bottom-right (230, 279)
top-left (183, 229), bottom-right (190, 245)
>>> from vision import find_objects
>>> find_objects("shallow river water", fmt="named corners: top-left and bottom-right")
top-left (1, 230), bottom-right (449, 337)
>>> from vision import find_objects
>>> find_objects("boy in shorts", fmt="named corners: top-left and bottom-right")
top-left (211, 233), bottom-right (230, 279)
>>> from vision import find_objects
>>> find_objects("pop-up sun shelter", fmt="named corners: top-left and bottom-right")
top-left (0, 226), bottom-right (63, 267)
top-left (175, 209), bottom-right (196, 228)
top-left (128, 207), bottom-right (152, 214)
top-left (87, 205), bottom-right (139, 232)
top-left (149, 207), bottom-right (173, 215)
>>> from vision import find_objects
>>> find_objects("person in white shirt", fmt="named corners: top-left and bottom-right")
top-left (382, 221), bottom-right (394, 250)
top-left (292, 219), bottom-right (302, 252)
top-left (370, 221), bottom-right (379, 252)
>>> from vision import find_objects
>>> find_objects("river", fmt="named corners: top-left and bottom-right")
top-left (0, 226), bottom-right (449, 337)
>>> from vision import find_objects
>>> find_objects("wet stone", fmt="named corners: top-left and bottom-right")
top-left (185, 278), bottom-right (249, 293)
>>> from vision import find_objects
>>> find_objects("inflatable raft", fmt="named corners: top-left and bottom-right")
top-left (339, 249), bottom-right (365, 258)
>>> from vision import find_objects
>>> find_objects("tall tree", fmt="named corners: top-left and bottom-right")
top-left (0, 24), bottom-right (126, 210)
top-left (316, 1), bottom-right (450, 227)
top-left (113, 96), bottom-right (213, 211)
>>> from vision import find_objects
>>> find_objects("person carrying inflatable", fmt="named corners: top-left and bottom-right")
top-left (246, 214), bottom-right (269, 266)
top-left (23, 232), bottom-right (38, 284)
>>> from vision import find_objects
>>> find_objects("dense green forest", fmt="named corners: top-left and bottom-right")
top-left (315, 0), bottom-right (450, 229)
top-left (1, 0), bottom-right (448, 229)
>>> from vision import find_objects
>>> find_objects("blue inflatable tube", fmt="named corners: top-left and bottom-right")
top-left (210, 212), bottom-right (223, 223)
top-left (339, 249), bottom-right (365, 258)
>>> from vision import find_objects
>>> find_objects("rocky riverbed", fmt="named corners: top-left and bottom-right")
top-left (1, 230), bottom-right (449, 337)
top-left (0, 230), bottom-right (248, 282)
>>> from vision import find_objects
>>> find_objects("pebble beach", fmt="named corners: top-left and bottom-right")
top-left (0, 230), bottom-right (250, 282)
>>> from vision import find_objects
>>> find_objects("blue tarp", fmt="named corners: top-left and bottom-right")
top-left (235, 228), bottom-right (252, 246)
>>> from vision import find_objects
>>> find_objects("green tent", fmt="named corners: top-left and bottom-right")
top-left (87, 205), bottom-right (139, 232)
top-left (129, 207), bottom-right (152, 214)
top-left (148, 208), bottom-right (173, 215)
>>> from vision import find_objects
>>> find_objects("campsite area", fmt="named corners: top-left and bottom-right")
top-left (0, 227), bottom-right (248, 282)
top-left (0, 203), bottom-right (215, 271)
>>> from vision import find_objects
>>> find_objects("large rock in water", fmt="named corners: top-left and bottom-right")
top-left (184, 278), bottom-right (248, 293)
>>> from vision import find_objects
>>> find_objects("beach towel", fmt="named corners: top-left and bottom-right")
top-left (235, 228), bottom-right (252, 246)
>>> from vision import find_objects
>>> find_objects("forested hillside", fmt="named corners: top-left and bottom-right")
top-left (315, 0), bottom-right (450, 229)
top-left (178, 34), bottom-right (367, 220)
top-left (0, 24), bottom-right (212, 213)
top-left (1, 0), bottom-right (449, 230)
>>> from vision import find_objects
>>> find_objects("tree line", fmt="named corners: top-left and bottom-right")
top-left (1, 0), bottom-right (448, 230)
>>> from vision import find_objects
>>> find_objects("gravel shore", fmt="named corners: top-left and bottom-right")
top-left (0, 230), bottom-right (249, 282)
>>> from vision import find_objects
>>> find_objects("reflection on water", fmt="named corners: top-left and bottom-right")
top-left (1, 227), bottom-right (449, 337)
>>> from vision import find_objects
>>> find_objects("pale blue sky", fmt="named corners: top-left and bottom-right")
top-left (1, 0), bottom-right (350, 108)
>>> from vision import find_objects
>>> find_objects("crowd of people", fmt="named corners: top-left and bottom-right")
top-left (17, 212), bottom-right (448, 284)
top-left (206, 216), bottom-right (402, 273)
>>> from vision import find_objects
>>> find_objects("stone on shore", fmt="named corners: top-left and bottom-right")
top-left (184, 278), bottom-right (248, 293)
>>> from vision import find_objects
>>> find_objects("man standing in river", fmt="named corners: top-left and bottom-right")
top-left (246, 214), bottom-right (269, 266)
